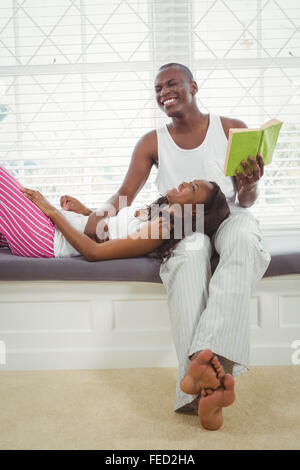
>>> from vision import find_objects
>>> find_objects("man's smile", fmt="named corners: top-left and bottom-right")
top-left (162, 97), bottom-right (177, 107)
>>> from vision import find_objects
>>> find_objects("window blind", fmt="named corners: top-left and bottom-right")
top-left (0, 0), bottom-right (160, 211)
top-left (0, 0), bottom-right (299, 233)
top-left (192, 0), bottom-right (300, 233)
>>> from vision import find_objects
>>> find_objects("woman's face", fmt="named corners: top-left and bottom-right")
top-left (166, 180), bottom-right (214, 210)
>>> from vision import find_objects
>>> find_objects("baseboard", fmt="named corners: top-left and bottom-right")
top-left (0, 276), bottom-right (300, 370)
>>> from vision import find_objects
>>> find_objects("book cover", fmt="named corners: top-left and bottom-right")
top-left (224, 118), bottom-right (283, 176)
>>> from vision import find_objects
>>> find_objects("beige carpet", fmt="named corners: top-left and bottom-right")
top-left (0, 365), bottom-right (299, 450)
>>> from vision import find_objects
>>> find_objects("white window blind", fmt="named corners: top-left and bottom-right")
top-left (0, 0), bottom-right (299, 233)
top-left (191, 0), bottom-right (300, 233)
top-left (0, 0), bottom-right (160, 211)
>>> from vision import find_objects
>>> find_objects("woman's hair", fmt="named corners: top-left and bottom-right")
top-left (145, 181), bottom-right (230, 263)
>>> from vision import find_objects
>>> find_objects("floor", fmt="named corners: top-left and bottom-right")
top-left (0, 365), bottom-right (299, 450)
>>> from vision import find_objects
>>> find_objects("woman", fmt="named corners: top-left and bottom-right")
top-left (0, 166), bottom-right (230, 262)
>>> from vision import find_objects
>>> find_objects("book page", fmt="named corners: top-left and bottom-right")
top-left (260, 118), bottom-right (282, 130)
top-left (258, 121), bottom-right (283, 165)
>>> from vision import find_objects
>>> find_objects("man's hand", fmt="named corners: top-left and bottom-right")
top-left (235, 152), bottom-right (264, 189)
top-left (22, 188), bottom-right (57, 218)
top-left (235, 152), bottom-right (264, 208)
top-left (60, 195), bottom-right (92, 216)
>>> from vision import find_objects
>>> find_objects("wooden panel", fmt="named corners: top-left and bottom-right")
top-left (113, 299), bottom-right (170, 330)
top-left (0, 276), bottom-right (299, 369)
top-left (279, 295), bottom-right (300, 328)
top-left (0, 300), bottom-right (92, 333)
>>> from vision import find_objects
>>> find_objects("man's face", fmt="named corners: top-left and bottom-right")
top-left (154, 67), bottom-right (197, 118)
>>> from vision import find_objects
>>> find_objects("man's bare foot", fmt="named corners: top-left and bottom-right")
top-left (198, 374), bottom-right (235, 431)
top-left (180, 349), bottom-right (224, 394)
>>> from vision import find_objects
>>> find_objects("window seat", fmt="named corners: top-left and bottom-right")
top-left (1, 234), bottom-right (300, 281)
top-left (0, 235), bottom-right (299, 371)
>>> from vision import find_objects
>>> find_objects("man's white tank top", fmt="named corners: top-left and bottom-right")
top-left (155, 113), bottom-right (237, 204)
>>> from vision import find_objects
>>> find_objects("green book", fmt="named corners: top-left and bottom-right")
top-left (224, 118), bottom-right (283, 176)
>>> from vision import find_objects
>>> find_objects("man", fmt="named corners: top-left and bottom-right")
top-left (70, 63), bottom-right (271, 430)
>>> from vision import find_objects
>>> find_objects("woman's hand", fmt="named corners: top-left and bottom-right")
top-left (21, 187), bottom-right (57, 218)
top-left (60, 195), bottom-right (92, 216)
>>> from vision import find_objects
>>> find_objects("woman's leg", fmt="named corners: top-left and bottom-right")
top-left (0, 166), bottom-right (55, 258)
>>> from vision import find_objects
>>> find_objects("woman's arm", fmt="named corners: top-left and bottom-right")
top-left (85, 219), bottom-right (166, 261)
top-left (22, 187), bottom-right (101, 259)
top-left (50, 209), bottom-right (99, 260)
top-left (22, 187), bottom-right (166, 261)
top-left (51, 210), bottom-right (165, 262)
top-left (83, 191), bottom-right (123, 239)
top-left (60, 194), bottom-right (92, 215)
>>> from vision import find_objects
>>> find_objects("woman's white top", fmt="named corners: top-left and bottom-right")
top-left (54, 206), bottom-right (149, 258)
top-left (104, 205), bottom-right (148, 240)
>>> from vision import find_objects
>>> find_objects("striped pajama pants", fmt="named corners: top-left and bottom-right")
top-left (0, 166), bottom-right (55, 257)
top-left (159, 205), bottom-right (271, 413)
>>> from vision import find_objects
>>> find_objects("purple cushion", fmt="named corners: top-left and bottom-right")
top-left (0, 249), bottom-right (162, 282)
top-left (261, 235), bottom-right (300, 277)
top-left (210, 235), bottom-right (300, 277)
top-left (0, 235), bottom-right (299, 281)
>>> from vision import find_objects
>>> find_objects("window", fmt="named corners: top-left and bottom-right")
top-left (0, 0), bottom-right (159, 210)
top-left (192, 0), bottom-right (300, 232)
top-left (0, 0), bottom-right (299, 232)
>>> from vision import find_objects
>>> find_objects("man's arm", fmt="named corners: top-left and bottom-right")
top-left (222, 117), bottom-right (260, 208)
top-left (235, 178), bottom-right (259, 208)
top-left (84, 131), bottom-right (157, 239)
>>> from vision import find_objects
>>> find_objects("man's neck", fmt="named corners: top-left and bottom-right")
top-left (170, 107), bottom-right (207, 133)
